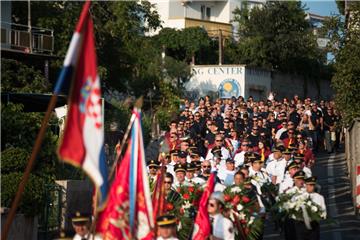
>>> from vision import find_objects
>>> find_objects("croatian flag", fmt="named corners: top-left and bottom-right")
top-left (96, 108), bottom-right (154, 239)
top-left (57, 1), bottom-right (108, 206)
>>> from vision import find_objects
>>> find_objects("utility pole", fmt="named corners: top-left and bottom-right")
top-left (218, 29), bottom-right (223, 65)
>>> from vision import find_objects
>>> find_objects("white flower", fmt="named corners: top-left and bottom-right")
top-left (237, 204), bottom-right (244, 211)
top-left (238, 212), bottom-right (246, 220)
top-left (249, 216), bottom-right (255, 225)
top-left (311, 206), bottom-right (318, 212)
top-left (307, 201), bottom-right (312, 206)
top-left (183, 201), bottom-right (192, 209)
top-left (231, 186), bottom-right (242, 193)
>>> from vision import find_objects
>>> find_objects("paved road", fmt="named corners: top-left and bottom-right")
top-left (264, 151), bottom-right (360, 240)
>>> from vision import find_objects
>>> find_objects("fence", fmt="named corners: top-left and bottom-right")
top-left (345, 118), bottom-right (360, 214)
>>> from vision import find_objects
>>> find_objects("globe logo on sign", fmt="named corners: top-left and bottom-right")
top-left (218, 79), bottom-right (241, 98)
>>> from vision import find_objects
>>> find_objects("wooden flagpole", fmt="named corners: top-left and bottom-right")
top-left (1, 95), bottom-right (59, 240)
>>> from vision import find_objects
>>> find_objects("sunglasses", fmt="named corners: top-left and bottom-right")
top-left (215, 140), bottom-right (222, 142)
top-left (202, 166), bottom-right (211, 168)
top-left (149, 166), bottom-right (157, 169)
top-left (224, 121), bottom-right (229, 123)
top-left (164, 181), bottom-right (172, 184)
top-left (208, 202), bottom-right (216, 207)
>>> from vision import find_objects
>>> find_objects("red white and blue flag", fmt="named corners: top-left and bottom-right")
top-left (57, 1), bottom-right (108, 206)
top-left (96, 108), bottom-right (154, 240)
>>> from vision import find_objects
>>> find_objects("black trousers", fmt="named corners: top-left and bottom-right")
top-left (283, 218), bottom-right (296, 240)
top-left (294, 220), bottom-right (320, 240)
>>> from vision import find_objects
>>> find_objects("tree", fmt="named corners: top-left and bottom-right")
top-left (229, 1), bottom-right (322, 74)
top-left (331, 3), bottom-right (360, 124)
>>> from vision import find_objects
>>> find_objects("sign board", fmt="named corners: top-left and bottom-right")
top-left (186, 65), bottom-right (245, 99)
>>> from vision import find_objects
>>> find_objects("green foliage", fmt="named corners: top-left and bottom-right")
top-left (331, 3), bottom-right (360, 124)
top-left (1, 59), bottom-right (50, 93)
top-left (1, 173), bottom-right (46, 217)
top-left (155, 27), bottom-right (210, 62)
top-left (156, 82), bottom-right (181, 130)
top-left (1, 147), bottom-right (29, 174)
top-left (230, 1), bottom-right (322, 74)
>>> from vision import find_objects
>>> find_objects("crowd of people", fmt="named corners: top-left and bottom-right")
top-left (149, 94), bottom-right (340, 240)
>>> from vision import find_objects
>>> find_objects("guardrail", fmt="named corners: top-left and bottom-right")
top-left (0, 21), bottom-right (54, 54)
top-left (345, 118), bottom-right (360, 214)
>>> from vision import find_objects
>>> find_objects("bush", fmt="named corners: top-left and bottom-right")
top-left (1, 147), bottom-right (29, 174)
top-left (1, 172), bottom-right (46, 217)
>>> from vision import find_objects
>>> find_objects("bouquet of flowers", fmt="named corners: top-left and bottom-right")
top-left (223, 184), bottom-right (264, 240)
top-left (172, 185), bottom-right (204, 240)
top-left (274, 188), bottom-right (326, 224)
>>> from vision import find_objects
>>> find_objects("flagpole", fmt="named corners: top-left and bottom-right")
top-left (108, 97), bottom-right (143, 181)
top-left (1, 95), bottom-right (59, 240)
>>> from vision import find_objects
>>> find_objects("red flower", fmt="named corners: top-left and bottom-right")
top-left (245, 227), bottom-right (250, 235)
top-left (224, 194), bottom-right (232, 202)
top-left (232, 195), bottom-right (240, 205)
top-left (240, 219), bottom-right (247, 225)
top-left (188, 186), bottom-right (195, 193)
top-left (166, 203), bottom-right (174, 211)
top-left (183, 193), bottom-right (190, 200)
top-left (176, 187), bottom-right (181, 192)
top-left (242, 196), bottom-right (250, 203)
top-left (180, 208), bottom-right (185, 215)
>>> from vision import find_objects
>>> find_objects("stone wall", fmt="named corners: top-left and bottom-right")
top-left (271, 71), bottom-right (334, 100)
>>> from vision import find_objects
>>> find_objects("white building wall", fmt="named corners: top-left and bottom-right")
top-left (244, 68), bottom-right (271, 100)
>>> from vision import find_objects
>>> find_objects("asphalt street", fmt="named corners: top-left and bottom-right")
top-left (264, 151), bottom-right (360, 240)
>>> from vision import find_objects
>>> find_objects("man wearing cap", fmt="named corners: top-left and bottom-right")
top-left (71, 212), bottom-right (100, 240)
top-left (185, 162), bottom-right (197, 184)
top-left (265, 147), bottom-right (286, 184)
top-left (177, 151), bottom-right (188, 164)
top-left (233, 139), bottom-right (250, 167)
top-left (295, 176), bottom-right (326, 240)
top-left (305, 177), bottom-right (326, 218)
top-left (148, 159), bottom-right (160, 182)
top-left (293, 153), bottom-right (312, 178)
top-left (207, 191), bottom-right (235, 240)
top-left (217, 158), bottom-right (236, 186)
top-left (205, 135), bottom-right (230, 162)
top-left (279, 162), bottom-right (300, 194)
top-left (173, 163), bottom-right (189, 188)
top-left (156, 215), bottom-right (179, 240)
top-left (290, 170), bottom-right (306, 191)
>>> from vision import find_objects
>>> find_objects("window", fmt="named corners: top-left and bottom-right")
top-left (206, 7), bottom-right (211, 20)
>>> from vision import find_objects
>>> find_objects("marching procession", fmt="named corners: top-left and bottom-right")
top-left (145, 95), bottom-right (337, 240)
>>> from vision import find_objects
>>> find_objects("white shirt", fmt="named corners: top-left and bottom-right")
top-left (307, 192), bottom-right (327, 218)
top-left (278, 173), bottom-right (294, 194)
top-left (233, 151), bottom-right (246, 167)
top-left (217, 169), bottom-right (236, 186)
top-left (275, 128), bottom-right (287, 140)
top-left (206, 147), bottom-right (230, 162)
top-left (265, 158), bottom-right (287, 184)
top-left (302, 166), bottom-right (312, 178)
top-left (211, 213), bottom-right (235, 240)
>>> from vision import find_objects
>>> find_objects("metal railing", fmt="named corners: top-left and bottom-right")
top-left (1, 21), bottom-right (54, 54)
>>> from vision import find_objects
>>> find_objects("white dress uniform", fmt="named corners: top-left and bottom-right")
top-left (205, 147), bottom-right (230, 162)
top-left (302, 166), bottom-right (312, 178)
top-left (211, 213), bottom-right (235, 240)
top-left (172, 179), bottom-right (190, 188)
top-left (233, 151), bottom-right (246, 167)
top-left (278, 173), bottom-right (294, 194)
top-left (217, 169), bottom-right (236, 186)
top-left (307, 192), bottom-right (327, 218)
top-left (265, 158), bottom-right (287, 184)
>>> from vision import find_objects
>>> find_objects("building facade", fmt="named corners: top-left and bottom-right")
top-left (148, 0), bottom-right (265, 37)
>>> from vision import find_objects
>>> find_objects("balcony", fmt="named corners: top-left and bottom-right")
top-left (1, 22), bottom-right (54, 55)
top-left (184, 18), bottom-right (232, 38)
